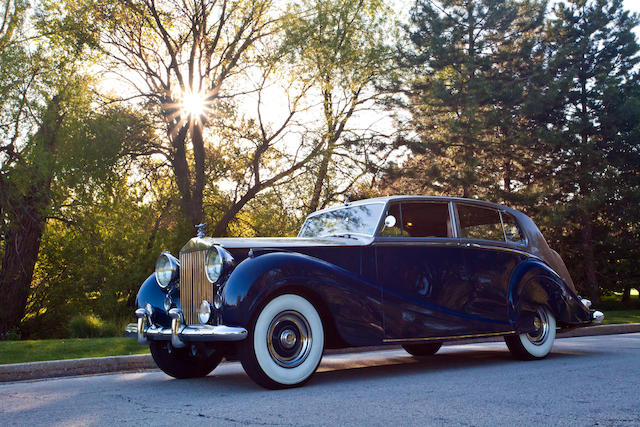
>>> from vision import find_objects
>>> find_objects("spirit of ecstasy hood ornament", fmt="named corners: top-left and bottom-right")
top-left (195, 223), bottom-right (207, 238)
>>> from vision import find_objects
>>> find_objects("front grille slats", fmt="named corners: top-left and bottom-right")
top-left (179, 250), bottom-right (212, 325)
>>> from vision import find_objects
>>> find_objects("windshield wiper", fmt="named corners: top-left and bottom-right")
top-left (322, 233), bottom-right (359, 240)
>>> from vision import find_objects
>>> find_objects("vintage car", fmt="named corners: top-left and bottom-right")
top-left (125, 196), bottom-right (603, 389)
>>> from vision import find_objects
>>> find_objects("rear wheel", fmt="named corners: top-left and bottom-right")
top-left (505, 307), bottom-right (556, 360)
top-left (402, 342), bottom-right (442, 357)
top-left (239, 294), bottom-right (324, 389)
top-left (150, 341), bottom-right (223, 379)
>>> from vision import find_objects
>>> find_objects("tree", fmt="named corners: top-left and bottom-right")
top-left (97, 1), bottom-right (286, 231)
top-left (391, 0), bottom-right (549, 200)
top-left (0, 0), bottom-right (155, 336)
top-left (283, 0), bottom-right (396, 213)
top-left (542, 0), bottom-right (640, 303)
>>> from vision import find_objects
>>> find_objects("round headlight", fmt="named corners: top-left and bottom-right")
top-left (155, 252), bottom-right (179, 289)
top-left (205, 246), bottom-right (224, 283)
top-left (198, 300), bottom-right (211, 324)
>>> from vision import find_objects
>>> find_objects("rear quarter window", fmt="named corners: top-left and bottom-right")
top-left (501, 212), bottom-right (526, 245)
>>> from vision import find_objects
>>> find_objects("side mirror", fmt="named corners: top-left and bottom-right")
top-left (384, 215), bottom-right (396, 228)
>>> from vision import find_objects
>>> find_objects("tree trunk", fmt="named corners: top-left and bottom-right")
top-left (307, 140), bottom-right (335, 215)
top-left (169, 123), bottom-right (203, 228)
top-left (621, 286), bottom-right (631, 305)
top-left (0, 96), bottom-right (62, 336)
top-left (580, 210), bottom-right (600, 305)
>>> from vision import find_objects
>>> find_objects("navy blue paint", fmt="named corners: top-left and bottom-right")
top-left (507, 259), bottom-right (590, 332)
top-left (135, 274), bottom-right (173, 327)
top-left (221, 251), bottom-right (383, 346)
top-left (376, 241), bottom-right (512, 340)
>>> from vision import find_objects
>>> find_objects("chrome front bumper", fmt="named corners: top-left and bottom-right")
top-left (125, 307), bottom-right (247, 348)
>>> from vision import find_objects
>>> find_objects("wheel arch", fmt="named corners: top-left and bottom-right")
top-left (508, 259), bottom-right (590, 332)
top-left (259, 285), bottom-right (346, 349)
top-left (221, 251), bottom-right (383, 347)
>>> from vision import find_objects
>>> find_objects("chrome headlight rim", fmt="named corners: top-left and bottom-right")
top-left (205, 245), bottom-right (234, 284)
top-left (155, 251), bottom-right (180, 289)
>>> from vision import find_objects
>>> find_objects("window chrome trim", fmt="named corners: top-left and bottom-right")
top-left (498, 211), bottom-right (508, 242)
top-left (448, 201), bottom-right (459, 238)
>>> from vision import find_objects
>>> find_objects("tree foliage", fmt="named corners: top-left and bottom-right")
top-left (1, 0), bottom-right (639, 338)
top-left (387, 0), bottom-right (640, 303)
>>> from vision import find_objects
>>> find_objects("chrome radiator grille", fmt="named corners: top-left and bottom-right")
top-left (179, 250), bottom-right (212, 325)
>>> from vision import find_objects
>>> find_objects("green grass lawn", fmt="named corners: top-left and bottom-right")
top-left (0, 337), bottom-right (149, 365)
top-left (1, 308), bottom-right (639, 365)
top-left (602, 310), bottom-right (640, 325)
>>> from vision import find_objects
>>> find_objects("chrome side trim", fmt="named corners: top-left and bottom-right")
top-left (373, 239), bottom-right (540, 260)
top-left (383, 330), bottom-right (515, 343)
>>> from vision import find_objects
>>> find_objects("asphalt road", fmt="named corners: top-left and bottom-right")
top-left (1, 333), bottom-right (638, 426)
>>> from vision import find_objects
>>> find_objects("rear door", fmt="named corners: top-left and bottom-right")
top-left (454, 203), bottom-right (525, 328)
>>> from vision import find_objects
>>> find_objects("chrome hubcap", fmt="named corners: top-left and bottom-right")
top-left (267, 310), bottom-right (312, 368)
top-left (527, 308), bottom-right (550, 346)
top-left (280, 329), bottom-right (297, 349)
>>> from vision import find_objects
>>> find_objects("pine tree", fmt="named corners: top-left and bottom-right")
top-left (543, 0), bottom-right (640, 303)
top-left (393, 0), bottom-right (548, 200)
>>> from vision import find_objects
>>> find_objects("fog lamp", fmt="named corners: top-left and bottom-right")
top-left (198, 300), bottom-right (212, 324)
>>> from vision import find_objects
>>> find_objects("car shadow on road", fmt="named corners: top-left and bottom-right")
top-left (170, 345), bottom-right (597, 392)
top-left (309, 347), bottom-right (593, 388)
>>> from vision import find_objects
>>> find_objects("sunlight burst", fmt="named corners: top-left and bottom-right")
top-left (180, 90), bottom-right (208, 119)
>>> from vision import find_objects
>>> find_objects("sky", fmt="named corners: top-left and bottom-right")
top-left (624, 0), bottom-right (640, 36)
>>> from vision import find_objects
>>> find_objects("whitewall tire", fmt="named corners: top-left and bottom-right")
top-left (240, 294), bottom-right (324, 389)
top-left (505, 307), bottom-right (556, 360)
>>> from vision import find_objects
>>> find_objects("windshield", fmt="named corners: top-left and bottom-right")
top-left (298, 203), bottom-right (385, 238)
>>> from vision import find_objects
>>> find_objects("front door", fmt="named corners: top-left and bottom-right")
top-left (377, 201), bottom-right (512, 341)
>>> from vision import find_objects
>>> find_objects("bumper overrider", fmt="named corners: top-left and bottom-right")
top-left (125, 307), bottom-right (247, 348)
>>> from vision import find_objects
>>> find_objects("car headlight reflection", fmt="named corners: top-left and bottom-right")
top-left (155, 252), bottom-right (179, 289)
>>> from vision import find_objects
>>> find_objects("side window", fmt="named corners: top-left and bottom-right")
top-left (457, 204), bottom-right (505, 242)
top-left (501, 212), bottom-right (526, 245)
top-left (380, 203), bottom-right (403, 236)
top-left (401, 202), bottom-right (451, 238)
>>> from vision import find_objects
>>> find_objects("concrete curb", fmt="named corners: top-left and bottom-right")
top-left (1, 323), bottom-right (638, 383)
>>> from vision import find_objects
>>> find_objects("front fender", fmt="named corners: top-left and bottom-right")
top-left (221, 251), bottom-right (383, 346)
top-left (508, 259), bottom-right (590, 332)
top-left (135, 274), bottom-right (178, 328)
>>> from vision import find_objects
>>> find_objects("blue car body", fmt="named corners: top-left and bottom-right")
top-left (134, 196), bottom-right (591, 349)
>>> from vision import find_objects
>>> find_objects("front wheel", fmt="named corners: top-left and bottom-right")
top-left (505, 307), bottom-right (556, 360)
top-left (150, 342), bottom-right (223, 379)
top-left (239, 294), bottom-right (325, 389)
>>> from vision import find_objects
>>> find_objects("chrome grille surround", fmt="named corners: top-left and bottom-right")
top-left (179, 237), bottom-right (216, 325)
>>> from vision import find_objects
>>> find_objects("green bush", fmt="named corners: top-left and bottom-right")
top-left (1, 328), bottom-right (21, 341)
top-left (68, 314), bottom-right (119, 338)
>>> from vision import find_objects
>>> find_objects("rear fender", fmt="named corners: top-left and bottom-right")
top-left (508, 260), bottom-right (590, 332)
top-left (221, 251), bottom-right (383, 346)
